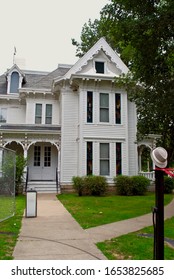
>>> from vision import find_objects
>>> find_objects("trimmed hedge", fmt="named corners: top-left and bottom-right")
top-left (72, 175), bottom-right (108, 196)
top-left (114, 175), bottom-right (150, 196)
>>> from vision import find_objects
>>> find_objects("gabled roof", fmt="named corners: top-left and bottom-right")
top-left (54, 37), bottom-right (129, 84)
top-left (5, 64), bottom-right (26, 78)
top-left (30, 65), bottom-right (71, 89)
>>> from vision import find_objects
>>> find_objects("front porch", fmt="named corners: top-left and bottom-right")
top-left (138, 134), bottom-right (161, 182)
top-left (0, 124), bottom-right (61, 193)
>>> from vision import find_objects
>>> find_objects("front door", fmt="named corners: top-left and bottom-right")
top-left (29, 144), bottom-right (57, 181)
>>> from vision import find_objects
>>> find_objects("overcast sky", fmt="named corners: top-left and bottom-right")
top-left (0, 0), bottom-right (109, 74)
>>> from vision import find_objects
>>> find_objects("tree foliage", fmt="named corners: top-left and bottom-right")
top-left (72, 0), bottom-right (174, 163)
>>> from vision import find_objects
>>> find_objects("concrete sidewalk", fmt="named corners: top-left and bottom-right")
top-left (13, 194), bottom-right (174, 260)
top-left (13, 194), bottom-right (106, 260)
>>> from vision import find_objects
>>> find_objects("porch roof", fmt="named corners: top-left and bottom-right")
top-left (0, 124), bottom-right (61, 133)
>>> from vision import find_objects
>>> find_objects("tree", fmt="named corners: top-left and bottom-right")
top-left (72, 0), bottom-right (174, 164)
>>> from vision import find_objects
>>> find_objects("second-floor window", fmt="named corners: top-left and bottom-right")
top-left (115, 93), bottom-right (121, 124)
top-left (35, 104), bottom-right (42, 124)
top-left (100, 93), bottom-right (109, 122)
top-left (45, 104), bottom-right (52, 124)
top-left (0, 108), bottom-right (7, 123)
top-left (87, 91), bottom-right (93, 123)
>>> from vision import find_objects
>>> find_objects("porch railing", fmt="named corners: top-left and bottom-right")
top-left (139, 171), bottom-right (155, 181)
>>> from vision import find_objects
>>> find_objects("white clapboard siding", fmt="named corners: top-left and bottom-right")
top-left (60, 89), bottom-right (79, 184)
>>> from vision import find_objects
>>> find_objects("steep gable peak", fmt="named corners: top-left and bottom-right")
top-left (5, 64), bottom-right (25, 78)
top-left (58, 37), bottom-right (129, 81)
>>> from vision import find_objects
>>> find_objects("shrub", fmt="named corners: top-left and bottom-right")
top-left (84, 175), bottom-right (108, 196)
top-left (114, 175), bottom-right (149, 196)
top-left (72, 176), bottom-right (84, 196)
top-left (15, 155), bottom-right (27, 195)
top-left (164, 176), bottom-right (174, 194)
top-left (72, 175), bottom-right (108, 196)
top-left (114, 175), bottom-right (133, 196)
top-left (131, 176), bottom-right (149, 195)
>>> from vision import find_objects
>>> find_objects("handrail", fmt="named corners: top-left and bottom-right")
top-left (25, 167), bottom-right (29, 192)
top-left (56, 167), bottom-right (58, 194)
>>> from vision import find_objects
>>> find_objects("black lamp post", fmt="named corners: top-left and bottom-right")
top-left (151, 147), bottom-right (168, 260)
top-left (154, 168), bottom-right (164, 259)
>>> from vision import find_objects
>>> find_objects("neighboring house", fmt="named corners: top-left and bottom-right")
top-left (0, 38), bottom-right (138, 192)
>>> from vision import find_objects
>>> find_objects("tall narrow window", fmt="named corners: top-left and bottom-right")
top-left (34, 146), bottom-right (41, 166)
top-left (116, 143), bottom-right (122, 175)
top-left (45, 104), bottom-right (52, 124)
top-left (95, 61), bottom-right (104, 73)
top-left (35, 104), bottom-right (42, 124)
top-left (87, 91), bottom-right (93, 123)
top-left (100, 143), bottom-right (110, 176)
top-left (44, 146), bottom-right (51, 167)
top-left (100, 93), bottom-right (109, 122)
top-left (0, 108), bottom-right (7, 123)
top-left (10, 72), bottom-right (19, 93)
top-left (87, 142), bottom-right (93, 175)
top-left (115, 93), bottom-right (121, 124)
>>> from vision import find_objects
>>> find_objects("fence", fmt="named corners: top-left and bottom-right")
top-left (0, 147), bottom-right (16, 222)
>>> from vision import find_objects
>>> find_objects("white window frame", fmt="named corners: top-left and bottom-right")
top-left (94, 60), bottom-right (105, 74)
top-left (100, 143), bottom-right (110, 176)
top-left (35, 104), bottom-right (42, 124)
top-left (100, 93), bottom-right (109, 123)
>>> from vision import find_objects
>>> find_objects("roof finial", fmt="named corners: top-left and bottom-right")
top-left (13, 46), bottom-right (17, 64)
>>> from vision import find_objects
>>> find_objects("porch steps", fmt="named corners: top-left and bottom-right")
top-left (26, 181), bottom-right (60, 194)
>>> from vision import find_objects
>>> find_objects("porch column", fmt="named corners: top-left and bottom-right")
top-left (138, 150), bottom-right (142, 172)
top-left (23, 147), bottom-right (28, 182)
top-left (58, 148), bottom-right (61, 185)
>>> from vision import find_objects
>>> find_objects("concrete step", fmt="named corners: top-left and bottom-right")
top-left (26, 181), bottom-right (60, 193)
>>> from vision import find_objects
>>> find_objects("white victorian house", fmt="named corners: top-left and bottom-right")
top-left (0, 38), bottom-right (138, 192)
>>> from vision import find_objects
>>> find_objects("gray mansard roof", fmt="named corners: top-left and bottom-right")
top-left (0, 64), bottom-right (72, 94)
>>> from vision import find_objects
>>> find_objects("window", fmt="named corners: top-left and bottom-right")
top-left (115, 93), bottom-right (121, 124)
top-left (34, 146), bottom-right (41, 166)
top-left (35, 104), bottom-right (42, 124)
top-left (100, 143), bottom-right (110, 176)
top-left (45, 104), bottom-right (52, 124)
top-left (44, 146), bottom-right (51, 167)
top-left (10, 72), bottom-right (19, 93)
top-left (116, 143), bottom-right (122, 175)
top-left (0, 108), bottom-right (7, 123)
top-left (100, 93), bottom-right (109, 122)
top-left (95, 61), bottom-right (104, 74)
top-left (87, 91), bottom-right (93, 123)
top-left (87, 142), bottom-right (93, 175)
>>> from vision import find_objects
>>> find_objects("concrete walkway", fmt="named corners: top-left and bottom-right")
top-left (13, 194), bottom-right (174, 260)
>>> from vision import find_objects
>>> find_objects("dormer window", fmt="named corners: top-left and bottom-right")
top-left (6, 65), bottom-right (25, 94)
top-left (95, 61), bottom-right (105, 74)
top-left (10, 71), bottom-right (19, 93)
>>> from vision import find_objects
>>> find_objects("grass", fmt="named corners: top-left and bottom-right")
top-left (0, 195), bottom-right (25, 260)
top-left (57, 193), bottom-right (173, 229)
top-left (0, 196), bottom-right (15, 221)
top-left (58, 192), bottom-right (174, 260)
top-left (97, 217), bottom-right (174, 260)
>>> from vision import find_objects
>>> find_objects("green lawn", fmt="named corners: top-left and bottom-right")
top-left (58, 193), bottom-right (174, 260)
top-left (0, 195), bottom-right (25, 260)
top-left (97, 217), bottom-right (174, 260)
top-left (57, 193), bottom-right (173, 229)
top-left (0, 195), bottom-right (15, 221)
